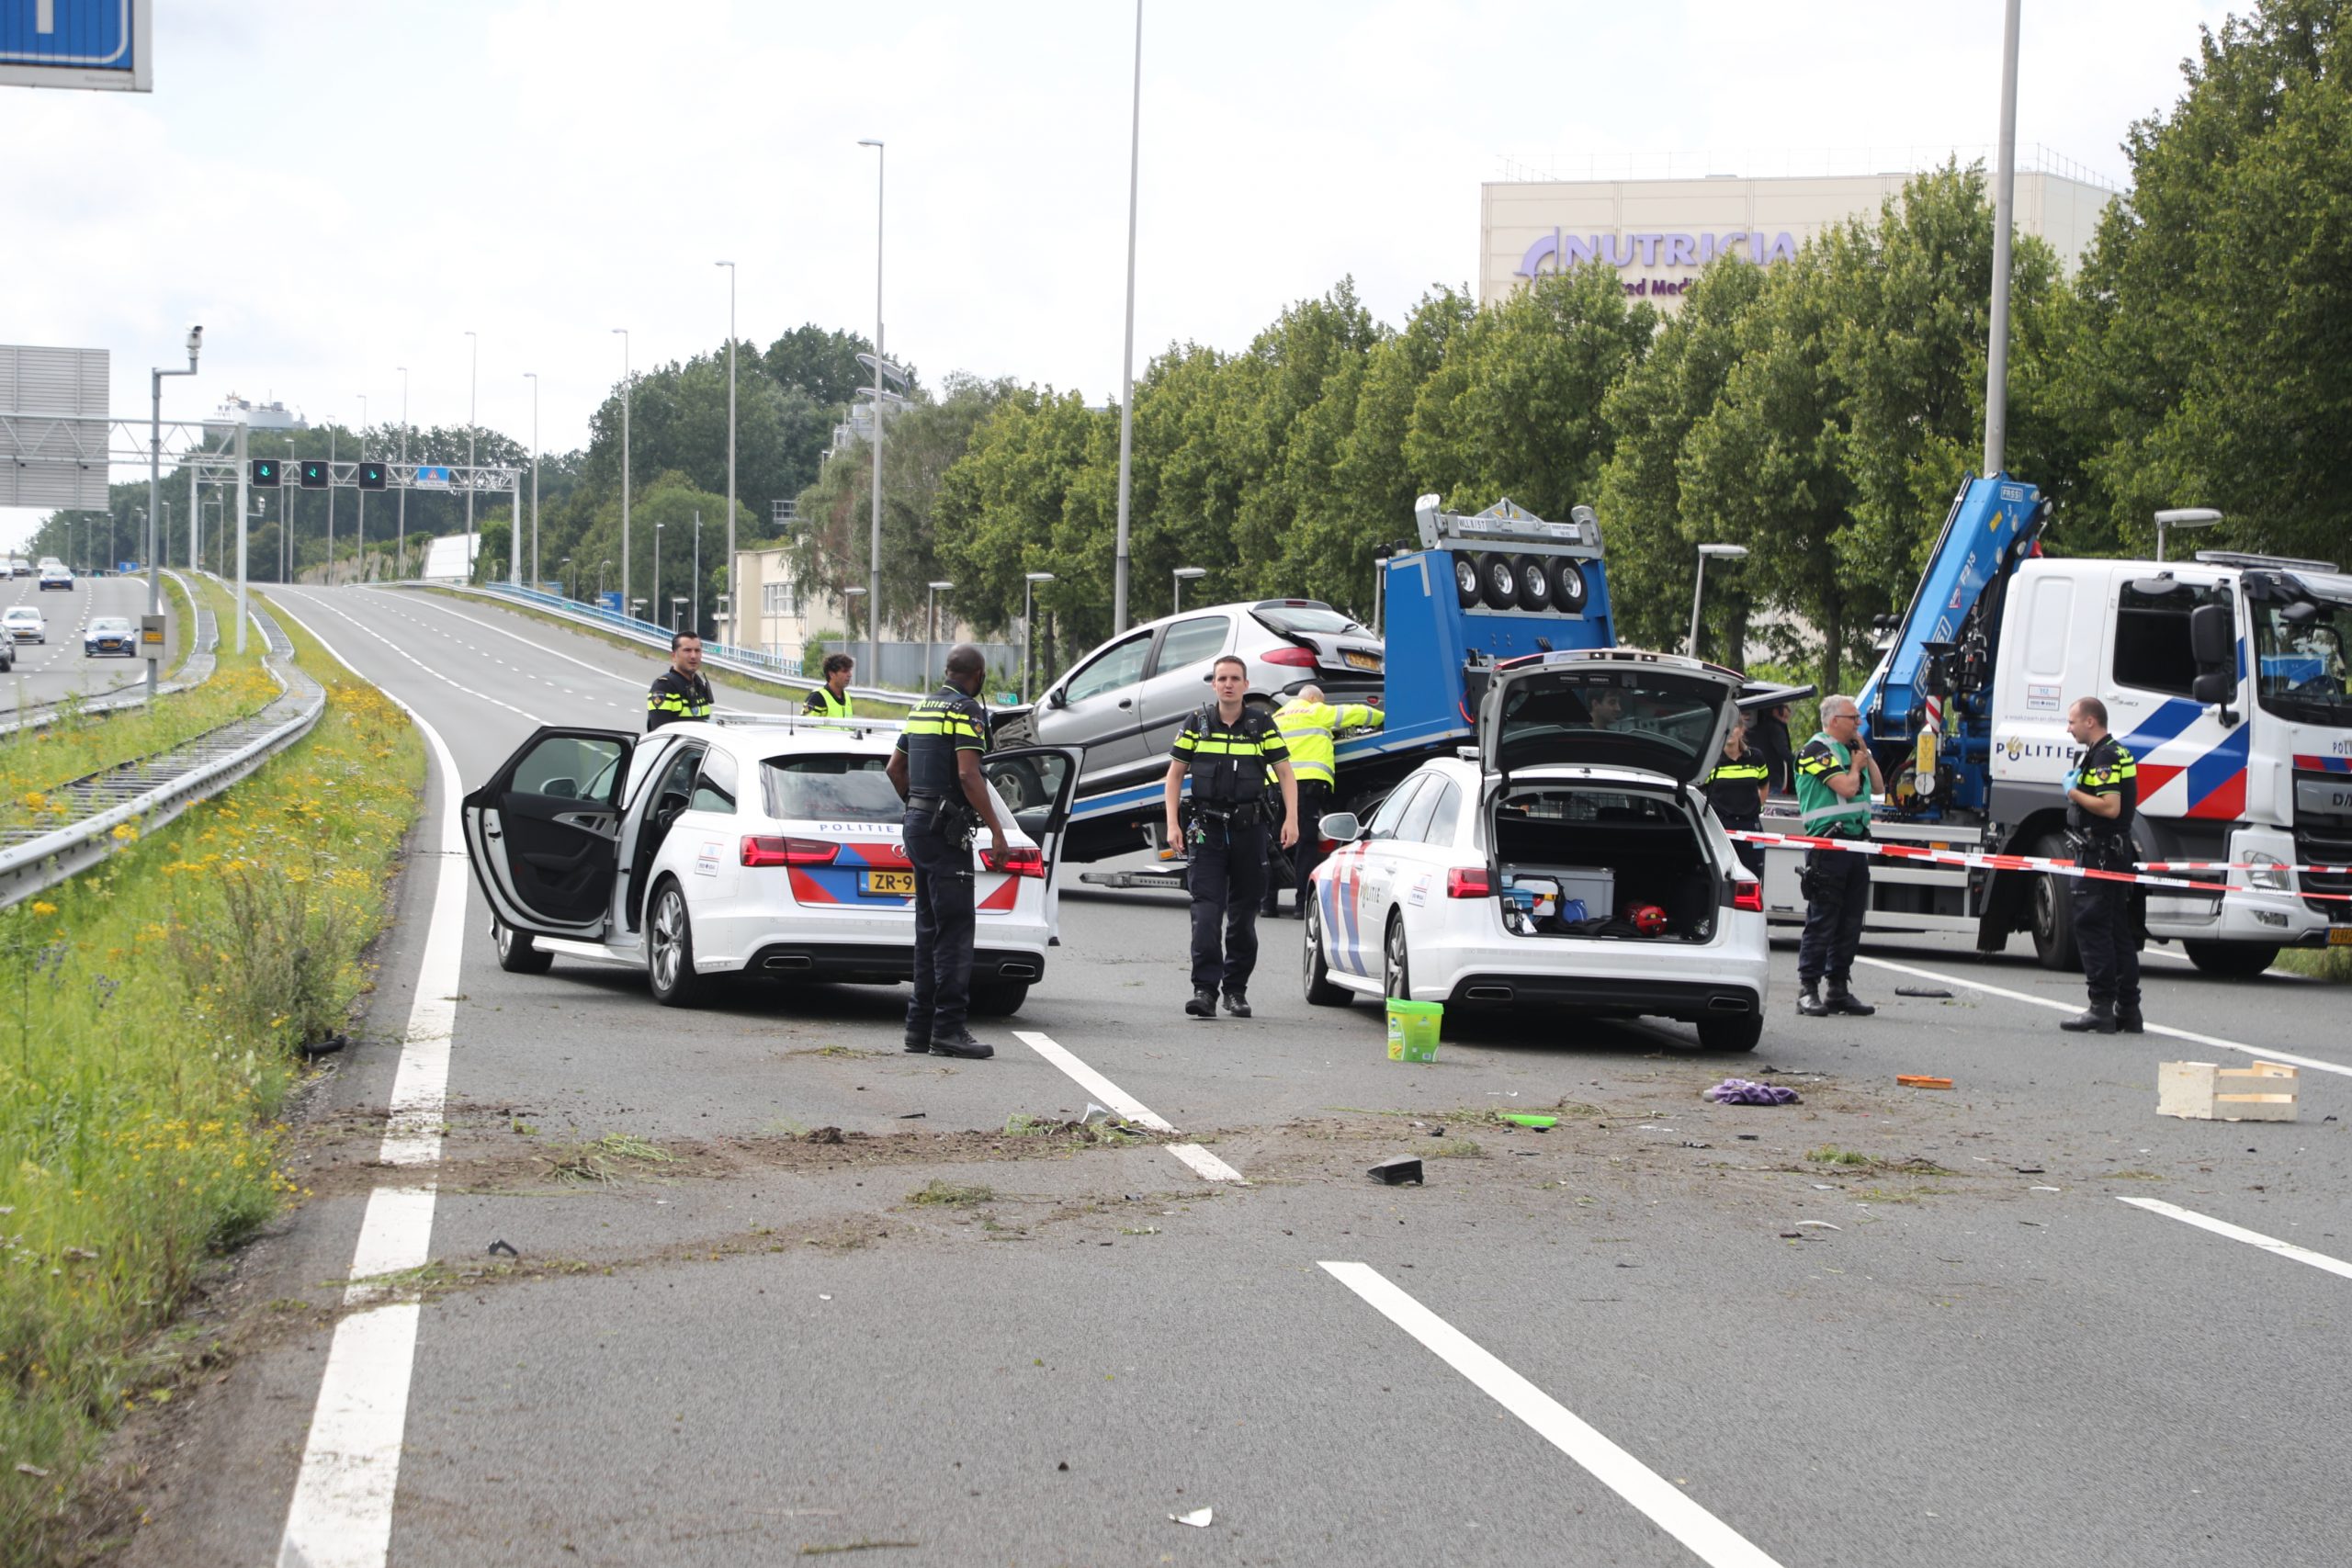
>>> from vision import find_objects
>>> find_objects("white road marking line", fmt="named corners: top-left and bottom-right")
top-left (1854, 954), bottom-right (2352, 1080)
top-left (1012, 1029), bottom-right (1244, 1182)
top-left (2116, 1196), bottom-right (2352, 1282)
top-left (271, 597), bottom-right (471, 1568)
top-left (277, 590), bottom-right (548, 725)
top-left (361, 587), bottom-right (646, 688)
top-left (1321, 1263), bottom-right (1786, 1568)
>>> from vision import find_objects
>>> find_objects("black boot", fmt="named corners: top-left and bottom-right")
top-left (2059, 1001), bottom-right (2119, 1034)
top-left (1797, 983), bottom-right (1828, 1017)
top-left (1185, 989), bottom-right (1217, 1019)
top-left (928, 1027), bottom-right (994, 1059)
top-left (1825, 982), bottom-right (1876, 1017)
top-left (902, 1030), bottom-right (933, 1054)
top-left (2116, 1002), bottom-right (2144, 1033)
top-left (1220, 991), bottom-right (1251, 1019)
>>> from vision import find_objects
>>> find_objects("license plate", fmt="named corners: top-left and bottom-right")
top-left (1343, 649), bottom-right (1381, 670)
top-left (2329, 927), bottom-right (2352, 947)
top-left (860, 870), bottom-right (915, 897)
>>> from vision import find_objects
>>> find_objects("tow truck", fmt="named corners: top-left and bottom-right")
top-left (1748, 473), bottom-right (2352, 975)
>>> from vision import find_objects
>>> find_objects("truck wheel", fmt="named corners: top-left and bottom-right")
top-left (1548, 557), bottom-right (1589, 614)
top-left (1303, 894), bottom-right (1351, 1006)
top-left (2029, 834), bottom-right (2081, 972)
top-left (2183, 941), bottom-right (2278, 978)
top-left (1513, 555), bottom-right (1553, 611)
top-left (1453, 555), bottom-right (1481, 608)
top-left (1478, 553), bottom-right (1518, 610)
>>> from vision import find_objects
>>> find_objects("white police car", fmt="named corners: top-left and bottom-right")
top-left (462, 715), bottom-right (1080, 1011)
top-left (1302, 649), bottom-right (1771, 1051)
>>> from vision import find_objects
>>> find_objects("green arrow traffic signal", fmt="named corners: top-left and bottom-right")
top-left (250, 458), bottom-right (280, 487)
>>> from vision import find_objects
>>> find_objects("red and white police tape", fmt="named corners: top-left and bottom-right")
top-left (1725, 829), bottom-right (2352, 903)
top-left (2132, 859), bottom-right (2352, 875)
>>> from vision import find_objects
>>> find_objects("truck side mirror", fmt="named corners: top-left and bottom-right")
top-left (2188, 603), bottom-right (2234, 669)
top-left (2191, 671), bottom-right (2233, 706)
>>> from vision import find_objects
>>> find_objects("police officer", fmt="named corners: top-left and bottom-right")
top-left (646, 631), bottom-right (714, 731)
top-left (1793, 695), bottom-right (1883, 1017)
top-left (1165, 655), bottom-right (1298, 1019)
top-left (1751, 701), bottom-right (1797, 795)
top-left (1261, 684), bottom-right (1384, 918)
top-left (884, 644), bottom-right (1007, 1060)
top-left (805, 653), bottom-right (856, 718)
top-left (2059, 696), bottom-right (2143, 1034)
top-left (1704, 711), bottom-right (1771, 877)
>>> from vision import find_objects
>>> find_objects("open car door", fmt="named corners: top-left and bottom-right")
top-left (980, 745), bottom-right (1083, 941)
top-left (461, 727), bottom-right (635, 940)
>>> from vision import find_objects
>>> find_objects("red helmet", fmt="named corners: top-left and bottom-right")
top-left (1621, 901), bottom-right (1668, 936)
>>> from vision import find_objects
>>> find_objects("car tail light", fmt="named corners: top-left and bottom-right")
top-left (1446, 867), bottom-right (1491, 898)
top-left (1261, 646), bottom-right (1317, 667)
top-left (741, 835), bottom-right (837, 866)
top-left (983, 845), bottom-right (1046, 878)
top-left (1732, 879), bottom-right (1763, 913)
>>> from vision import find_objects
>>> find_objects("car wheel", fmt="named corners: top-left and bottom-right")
top-left (646, 880), bottom-right (709, 1007)
top-left (492, 919), bottom-right (555, 975)
top-left (1548, 557), bottom-right (1589, 614)
top-left (969, 980), bottom-right (1029, 1017)
top-left (1478, 552), bottom-right (1518, 611)
top-left (1453, 554), bottom-right (1481, 608)
top-left (2028, 833), bottom-right (2080, 972)
top-left (1382, 911), bottom-right (1412, 1003)
top-left (2183, 940), bottom-right (2278, 978)
top-left (1303, 889), bottom-right (1351, 1006)
top-left (1513, 555), bottom-right (1553, 611)
top-left (1697, 1012), bottom-right (1764, 1053)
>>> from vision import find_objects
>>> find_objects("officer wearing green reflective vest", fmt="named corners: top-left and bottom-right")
top-left (804, 652), bottom-right (856, 719)
top-left (2059, 695), bottom-right (2143, 1035)
top-left (1262, 685), bottom-right (1383, 919)
top-left (884, 645), bottom-right (1007, 1061)
top-left (1165, 656), bottom-right (1297, 1020)
top-left (1703, 711), bottom-right (1771, 878)
top-left (1792, 695), bottom-right (1883, 1018)
top-left (646, 631), bottom-right (714, 732)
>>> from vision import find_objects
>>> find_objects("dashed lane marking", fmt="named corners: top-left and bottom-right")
top-left (1012, 1029), bottom-right (1244, 1183)
top-left (276, 590), bottom-right (548, 725)
top-left (1321, 1263), bottom-right (1787, 1568)
top-left (2116, 1196), bottom-right (2352, 1283)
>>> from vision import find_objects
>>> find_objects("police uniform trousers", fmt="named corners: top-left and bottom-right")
top-left (2071, 868), bottom-right (2142, 1011)
top-left (904, 804), bottom-right (976, 1038)
top-left (1722, 812), bottom-right (1763, 880)
top-left (1191, 813), bottom-right (1268, 995)
top-left (1796, 840), bottom-right (1871, 987)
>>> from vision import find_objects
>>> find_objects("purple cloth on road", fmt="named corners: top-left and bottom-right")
top-left (1704, 1077), bottom-right (1801, 1105)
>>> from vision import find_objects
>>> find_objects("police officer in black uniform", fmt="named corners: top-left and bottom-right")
top-left (1703, 711), bottom-right (1772, 878)
top-left (1164, 655), bottom-right (1298, 1020)
top-left (2059, 695), bottom-right (2143, 1034)
top-left (884, 644), bottom-right (1007, 1060)
top-left (646, 631), bottom-right (714, 731)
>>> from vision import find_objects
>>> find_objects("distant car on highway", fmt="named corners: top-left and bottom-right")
top-left (462, 716), bottom-right (1080, 1013)
top-left (37, 564), bottom-right (73, 592)
top-left (4, 606), bottom-right (46, 645)
top-left (84, 616), bottom-right (137, 658)
top-left (3, 558), bottom-right (26, 577)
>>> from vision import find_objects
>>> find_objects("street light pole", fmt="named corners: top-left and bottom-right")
top-left (843, 586), bottom-right (867, 676)
top-left (717, 260), bottom-right (737, 648)
top-left (1688, 543), bottom-right (1749, 660)
top-left (857, 139), bottom-right (886, 682)
top-left (396, 366), bottom-right (409, 581)
top-left (148, 324), bottom-right (201, 698)
top-left (2154, 508), bottom-right (2223, 563)
top-left (653, 521), bottom-right (664, 631)
top-left (524, 371), bottom-right (539, 589)
top-left (464, 330), bottom-right (479, 580)
top-left (1022, 570), bottom-right (1055, 703)
top-left (693, 510), bottom-right (701, 634)
top-left (283, 436), bottom-right (296, 585)
top-left (615, 328), bottom-right (630, 611)
top-left (355, 393), bottom-right (368, 584)
top-left (925, 579), bottom-right (953, 687)
top-left (1983, 0), bottom-right (2020, 476)
top-left (1173, 565), bottom-right (1204, 615)
top-left (1112, 0), bottom-right (1144, 636)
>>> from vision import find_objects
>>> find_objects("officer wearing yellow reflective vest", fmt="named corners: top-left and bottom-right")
top-left (804, 653), bottom-right (855, 719)
top-left (1703, 711), bottom-right (1771, 878)
top-left (1261, 684), bottom-right (1383, 918)
top-left (2059, 695), bottom-right (2143, 1035)
top-left (646, 631), bottom-right (714, 731)
top-left (1165, 656), bottom-right (1298, 1019)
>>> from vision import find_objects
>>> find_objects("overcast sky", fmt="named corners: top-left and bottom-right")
top-left (5, 0), bottom-right (2233, 547)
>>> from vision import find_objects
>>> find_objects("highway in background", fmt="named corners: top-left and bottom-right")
top-left (109, 583), bottom-right (2352, 1568)
top-left (0, 570), bottom-right (181, 714)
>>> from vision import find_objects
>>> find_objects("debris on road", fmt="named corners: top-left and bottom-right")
top-left (487, 1239), bottom-right (519, 1258)
top-left (1897, 1075), bottom-right (1954, 1090)
top-left (2158, 1060), bottom-right (2299, 1122)
top-left (1082, 1102), bottom-right (1113, 1125)
top-left (1795, 1220), bottom-right (1840, 1230)
top-left (1499, 1113), bottom-right (1557, 1130)
top-left (1703, 1078), bottom-right (1801, 1105)
top-left (1894, 987), bottom-right (1954, 998)
top-left (1368, 1156), bottom-right (1425, 1186)
top-left (300, 1032), bottom-right (349, 1059)
top-left (1170, 1507), bottom-right (1214, 1528)
top-left (805, 1126), bottom-right (845, 1145)
top-left (898, 1111), bottom-right (927, 1120)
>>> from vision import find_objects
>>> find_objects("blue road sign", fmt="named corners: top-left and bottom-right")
top-left (414, 465), bottom-right (453, 488)
top-left (0, 0), bottom-right (151, 92)
top-left (599, 592), bottom-right (623, 615)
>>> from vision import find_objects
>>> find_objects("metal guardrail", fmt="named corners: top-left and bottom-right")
top-left (397, 581), bottom-right (936, 706)
top-left (0, 569), bottom-right (220, 739)
top-left (0, 603), bottom-right (327, 913)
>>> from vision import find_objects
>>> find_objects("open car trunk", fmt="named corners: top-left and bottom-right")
top-left (1488, 777), bottom-right (1720, 943)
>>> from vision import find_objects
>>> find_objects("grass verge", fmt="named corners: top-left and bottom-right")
top-left (0, 614), bottom-right (424, 1562)
top-left (0, 576), bottom-right (277, 836)
top-left (412, 584), bottom-right (912, 719)
top-left (2276, 947), bottom-right (2352, 981)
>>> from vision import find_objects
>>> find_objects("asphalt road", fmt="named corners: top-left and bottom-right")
top-left (119, 583), bottom-right (2351, 1568)
top-left (0, 570), bottom-right (179, 710)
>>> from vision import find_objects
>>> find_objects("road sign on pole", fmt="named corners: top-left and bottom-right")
top-left (0, 0), bottom-right (153, 92)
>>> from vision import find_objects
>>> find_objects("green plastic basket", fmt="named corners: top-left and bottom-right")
top-left (1385, 998), bottom-right (1442, 1062)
